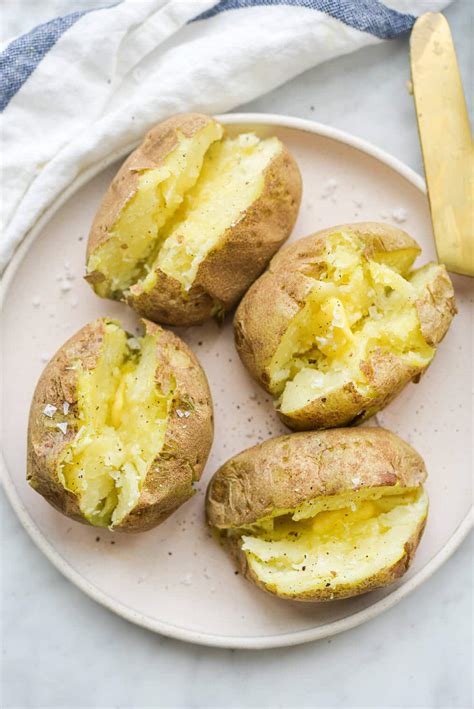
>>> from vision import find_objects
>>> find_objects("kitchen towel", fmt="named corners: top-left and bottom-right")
top-left (1, 0), bottom-right (450, 271)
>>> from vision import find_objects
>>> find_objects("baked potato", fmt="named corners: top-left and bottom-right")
top-left (234, 222), bottom-right (456, 430)
top-left (27, 317), bottom-right (213, 532)
top-left (85, 113), bottom-right (302, 326)
top-left (206, 428), bottom-right (428, 601)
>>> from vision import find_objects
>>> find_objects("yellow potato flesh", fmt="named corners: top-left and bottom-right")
top-left (87, 121), bottom-right (223, 297)
top-left (143, 133), bottom-right (281, 292)
top-left (59, 323), bottom-right (173, 528)
top-left (87, 123), bottom-right (281, 298)
top-left (237, 486), bottom-right (428, 596)
top-left (271, 231), bottom-right (436, 414)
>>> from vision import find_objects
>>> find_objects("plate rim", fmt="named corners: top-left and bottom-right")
top-left (1, 112), bottom-right (472, 650)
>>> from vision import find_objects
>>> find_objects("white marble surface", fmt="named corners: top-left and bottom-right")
top-left (1, 1), bottom-right (473, 707)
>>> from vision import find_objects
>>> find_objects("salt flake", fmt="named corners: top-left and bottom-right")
top-left (176, 409), bottom-right (191, 418)
top-left (392, 207), bottom-right (408, 224)
top-left (321, 178), bottom-right (338, 200)
top-left (63, 401), bottom-right (70, 415)
top-left (180, 573), bottom-right (192, 586)
top-left (127, 337), bottom-right (141, 350)
top-left (43, 404), bottom-right (57, 418)
top-left (56, 422), bottom-right (68, 435)
top-left (59, 279), bottom-right (72, 293)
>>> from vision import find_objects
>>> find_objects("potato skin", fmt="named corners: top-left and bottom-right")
top-left (27, 320), bottom-right (105, 525)
top-left (27, 318), bottom-right (213, 532)
top-left (415, 265), bottom-right (458, 346)
top-left (234, 222), bottom-right (456, 430)
top-left (86, 113), bottom-right (302, 327)
top-left (206, 427), bottom-right (427, 529)
top-left (206, 428), bottom-right (428, 601)
top-left (278, 350), bottom-right (423, 431)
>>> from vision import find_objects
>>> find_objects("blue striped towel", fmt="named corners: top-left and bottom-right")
top-left (1, 0), bottom-right (450, 270)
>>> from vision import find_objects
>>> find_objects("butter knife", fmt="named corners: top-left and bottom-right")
top-left (410, 12), bottom-right (473, 277)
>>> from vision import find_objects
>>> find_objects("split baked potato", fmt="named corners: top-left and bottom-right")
top-left (234, 222), bottom-right (456, 430)
top-left (27, 318), bottom-right (213, 532)
top-left (206, 428), bottom-right (428, 601)
top-left (85, 113), bottom-right (302, 326)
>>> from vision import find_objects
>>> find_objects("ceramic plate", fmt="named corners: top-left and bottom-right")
top-left (1, 114), bottom-right (472, 649)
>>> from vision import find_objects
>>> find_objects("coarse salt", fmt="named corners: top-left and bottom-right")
top-left (59, 279), bottom-right (72, 293)
top-left (180, 573), bottom-right (193, 586)
top-left (127, 337), bottom-right (141, 350)
top-left (56, 422), bottom-right (68, 435)
top-left (63, 401), bottom-right (70, 415)
top-left (176, 409), bottom-right (191, 418)
top-left (43, 404), bottom-right (57, 417)
top-left (392, 207), bottom-right (408, 224)
top-left (321, 178), bottom-right (338, 199)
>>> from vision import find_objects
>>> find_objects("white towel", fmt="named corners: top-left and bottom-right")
top-left (1, 0), bottom-right (450, 271)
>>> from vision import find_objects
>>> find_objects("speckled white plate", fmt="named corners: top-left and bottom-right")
top-left (1, 114), bottom-right (472, 649)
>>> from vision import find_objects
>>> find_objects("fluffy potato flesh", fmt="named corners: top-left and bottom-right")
top-left (87, 121), bottom-right (223, 297)
top-left (87, 124), bottom-right (281, 298)
top-left (271, 231), bottom-right (437, 414)
top-left (59, 323), bottom-right (173, 528)
top-left (232, 486), bottom-right (428, 596)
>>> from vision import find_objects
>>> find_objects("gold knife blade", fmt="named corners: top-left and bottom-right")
top-left (410, 12), bottom-right (474, 277)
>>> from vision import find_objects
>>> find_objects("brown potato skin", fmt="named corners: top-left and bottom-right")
top-left (27, 318), bottom-right (213, 533)
top-left (234, 222), bottom-right (457, 430)
top-left (206, 427), bottom-right (427, 528)
top-left (206, 428), bottom-right (428, 601)
top-left (86, 113), bottom-right (302, 326)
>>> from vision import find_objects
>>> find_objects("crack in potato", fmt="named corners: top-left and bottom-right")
top-left (58, 322), bottom-right (173, 528)
top-left (86, 121), bottom-right (281, 299)
top-left (229, 486), bottom-right (428, 596)
top-left (270, 231), bottom-right (437, 414)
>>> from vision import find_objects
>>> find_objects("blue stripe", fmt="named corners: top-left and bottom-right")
top-left (0, 3), bottom-right (119, 112)
top-left (192, 0), bottom-right (416, 39)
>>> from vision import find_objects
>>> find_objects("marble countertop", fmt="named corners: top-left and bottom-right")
top-left (1, 2), bottom-right (472, 707)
